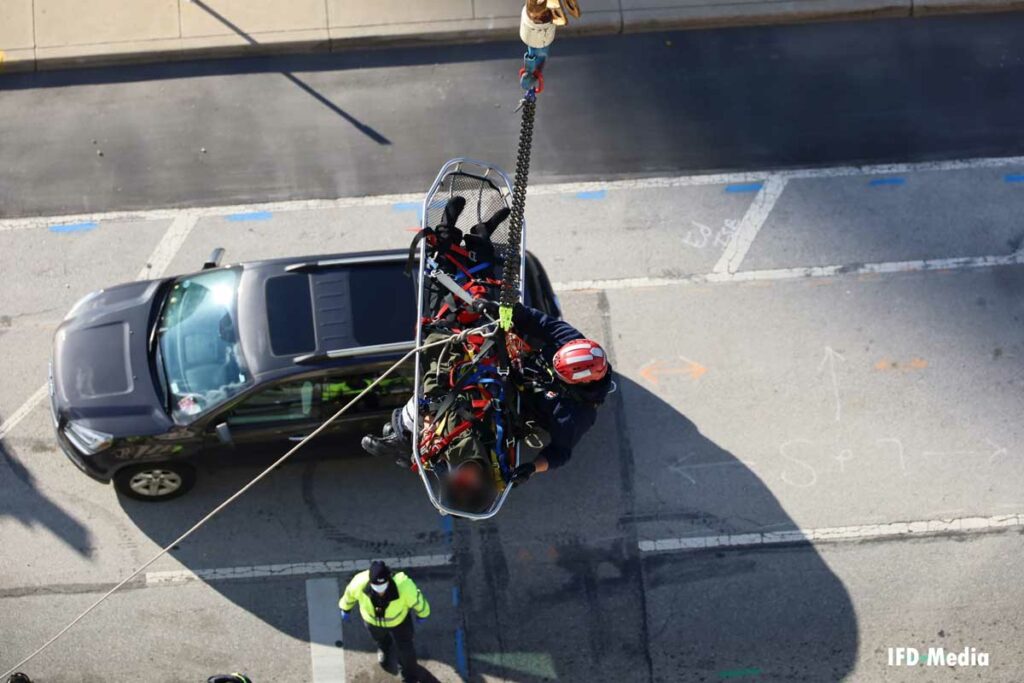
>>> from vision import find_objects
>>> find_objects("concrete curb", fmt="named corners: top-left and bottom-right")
top-left (912, 0), bottom-right (1024, 14)
top-left (622, 0), bottom-right (911, 33)
top-left (1, 1), bottom-right (1022, 74)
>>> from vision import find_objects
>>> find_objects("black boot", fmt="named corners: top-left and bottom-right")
top-left (361, 430), bottom-right (411, 464)
top-left (378, 644), bottom-right (392, 669)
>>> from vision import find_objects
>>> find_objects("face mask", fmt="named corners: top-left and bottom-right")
top-left (370, 582), bottom-right (388, 594)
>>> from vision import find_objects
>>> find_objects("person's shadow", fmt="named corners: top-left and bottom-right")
top-left (117, 374), bottom-right (857, 682)
top-left (0, 431), bottom-right (94, 558)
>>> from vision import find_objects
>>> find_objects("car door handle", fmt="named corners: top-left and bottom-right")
top-left (288, 435), bottom-right (311, 442)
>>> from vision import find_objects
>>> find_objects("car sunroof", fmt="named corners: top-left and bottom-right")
top-left (265, 274), bottom-right (316, 356)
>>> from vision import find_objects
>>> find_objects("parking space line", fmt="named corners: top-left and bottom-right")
top-left (867, 177), bottom-right (906, 187)
top-left (145, 553), bottom-right (453, 586)
top-left (554, 251), bottom-right (1024, 292)
top-left (0, 385), bottom-right (48, 440)
top-left (306, 578), bottom-right (347, 683)
top-left (3, 154), bottom-right (1024, 232)
top-left (0, 214), bottom-right (200, 443)
top-left (713, 175), bottom-right (787, 274)
top-left (48, 221), bottom-right (98, 233)
top-left (136, 214), bottom-right (198, 280)
top-left (225, 211), bottom-right (272, 222)
top-left (639, 512), bottom-right (1024, 554)
top-left (724, 182), bottom-right (763, 194)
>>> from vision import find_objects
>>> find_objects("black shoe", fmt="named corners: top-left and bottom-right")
top-left (377, 647), bottom-right (392, 669)
top-left (361, 431), bottom-right (409, 459)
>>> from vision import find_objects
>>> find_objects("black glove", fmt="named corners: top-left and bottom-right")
top-left (471, 298), bottom-right (500, 318)
top-left (463, 206), bottom-right (509, 266)
top-left (511, 462), bottom-right (536, 487)
top-left (509, 301), bottom-right (529, 329)
top-left (405, 195), bottom-right (466, 277)
top-left (434, 196), bottom-right (466, 251)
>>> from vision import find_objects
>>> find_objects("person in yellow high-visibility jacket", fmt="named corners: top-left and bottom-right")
top-left (339, 560), bottom-right (430, 682)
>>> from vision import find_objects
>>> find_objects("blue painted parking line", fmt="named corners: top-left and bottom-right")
top-left (393, 201), bottom-right (425, 221)
top-left (49, 221), bottom-right (97, 233)
top-left (226, 211), bottom-right (272, 221)
top-left (1005, 174), bottom-right (1024, 183)
top-left (868, 177), bottom-right (906, 187)
top-left (575, 189), bottom-right (607, 200)
top-left (725, 182), bottom-right (763, 194)
top-left (455, 628), bottom-right (468, 679)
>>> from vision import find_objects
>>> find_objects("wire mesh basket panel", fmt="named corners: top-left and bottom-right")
top-left (423, 167), bottom-right (514, 264)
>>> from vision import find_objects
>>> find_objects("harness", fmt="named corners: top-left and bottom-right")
top-left (418, 345), bottom-right (515, 484)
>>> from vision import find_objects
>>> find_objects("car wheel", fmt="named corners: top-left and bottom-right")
top-left (114, 462), bottom-right (196, 501)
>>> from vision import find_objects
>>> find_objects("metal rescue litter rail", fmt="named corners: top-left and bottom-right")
top-left (411, 158), bottom-right (524, 520)
top-left (0, 325), bottom-right (495, 678)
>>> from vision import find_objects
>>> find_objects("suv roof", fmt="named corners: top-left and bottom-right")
top-left (235, 249), bottom-right (417, 384)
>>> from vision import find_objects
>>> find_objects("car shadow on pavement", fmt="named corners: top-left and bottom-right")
top-left (115, 373), bottom-right (858, 682)
top-left (0, 434), bottom-right (94, 557)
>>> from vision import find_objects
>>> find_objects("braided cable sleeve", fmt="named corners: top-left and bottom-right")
top-left (500, 96), bottom-right (536, 310)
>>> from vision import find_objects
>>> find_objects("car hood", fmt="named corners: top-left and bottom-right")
top-left (53, 279), bottom-right (174, 436)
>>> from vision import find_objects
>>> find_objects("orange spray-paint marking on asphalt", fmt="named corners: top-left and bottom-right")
top-left (874, 358), bottom-right (928, 372)
top-left (640, 358), bottom-right (708, 384)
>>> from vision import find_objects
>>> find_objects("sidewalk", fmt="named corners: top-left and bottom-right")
top-left (2, 0), bottom-right (1023, 73)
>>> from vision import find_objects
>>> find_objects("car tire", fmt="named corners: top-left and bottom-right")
top-left (114, 462), bottom-right (196, 502)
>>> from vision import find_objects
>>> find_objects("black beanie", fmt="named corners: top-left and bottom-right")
top-left (369, 560), bottom-right (391, 585)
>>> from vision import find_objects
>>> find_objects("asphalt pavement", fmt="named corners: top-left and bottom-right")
top-left (3, 11), bottom-right (1024, 218)
top-left (3, 10), bottom-right (1024, 683)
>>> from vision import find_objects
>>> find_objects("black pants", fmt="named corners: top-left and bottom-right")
top-left (366, 615), bottom-right (418, 682)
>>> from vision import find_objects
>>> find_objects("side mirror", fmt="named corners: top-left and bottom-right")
top-left (203, 247), bottom-right (226, 270)
top-left (215, 422), bottom-right (234, 447)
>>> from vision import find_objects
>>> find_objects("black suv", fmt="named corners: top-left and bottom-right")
top-left (49, 248), bottom-right (560, 501)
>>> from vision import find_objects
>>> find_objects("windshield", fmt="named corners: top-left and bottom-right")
top-left (155, 268), bottom-right (252, 422)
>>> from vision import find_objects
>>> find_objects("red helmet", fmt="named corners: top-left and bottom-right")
top-left (552, 339), bottom-right (608, 384)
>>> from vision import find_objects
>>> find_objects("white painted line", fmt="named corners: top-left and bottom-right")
top-left (672, 460), bottom-right (758, 471)
top-left (0, 214), bottom-right (200, 443)
top-left (3, 154), bottom-right (1024, 232)
top-left (639, 513), bottom-right (1024, 554)
top-left (306, 578), bottom-right (347, 683)
top-left (713, 175), bottom-right (787, 274)
top-left (0, 385), bottom-right (48, 441)
top-left (135, 213), bottom-right (199, 280)
top-left (0, 192), bottom-right (426, 232)
top-left (553, 252), bottom-right (1024, 292)
top-left (145, 553), bottom-right (453, 586)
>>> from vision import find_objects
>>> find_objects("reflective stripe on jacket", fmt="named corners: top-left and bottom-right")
top-left (338, 570), bottom-right (431, 628)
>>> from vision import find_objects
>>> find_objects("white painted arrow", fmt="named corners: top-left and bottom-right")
top-left (818, 346), bottom-right (846, 422)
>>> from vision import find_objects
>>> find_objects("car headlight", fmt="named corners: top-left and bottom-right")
top-left (64, 422), bottom-right (113, 455)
